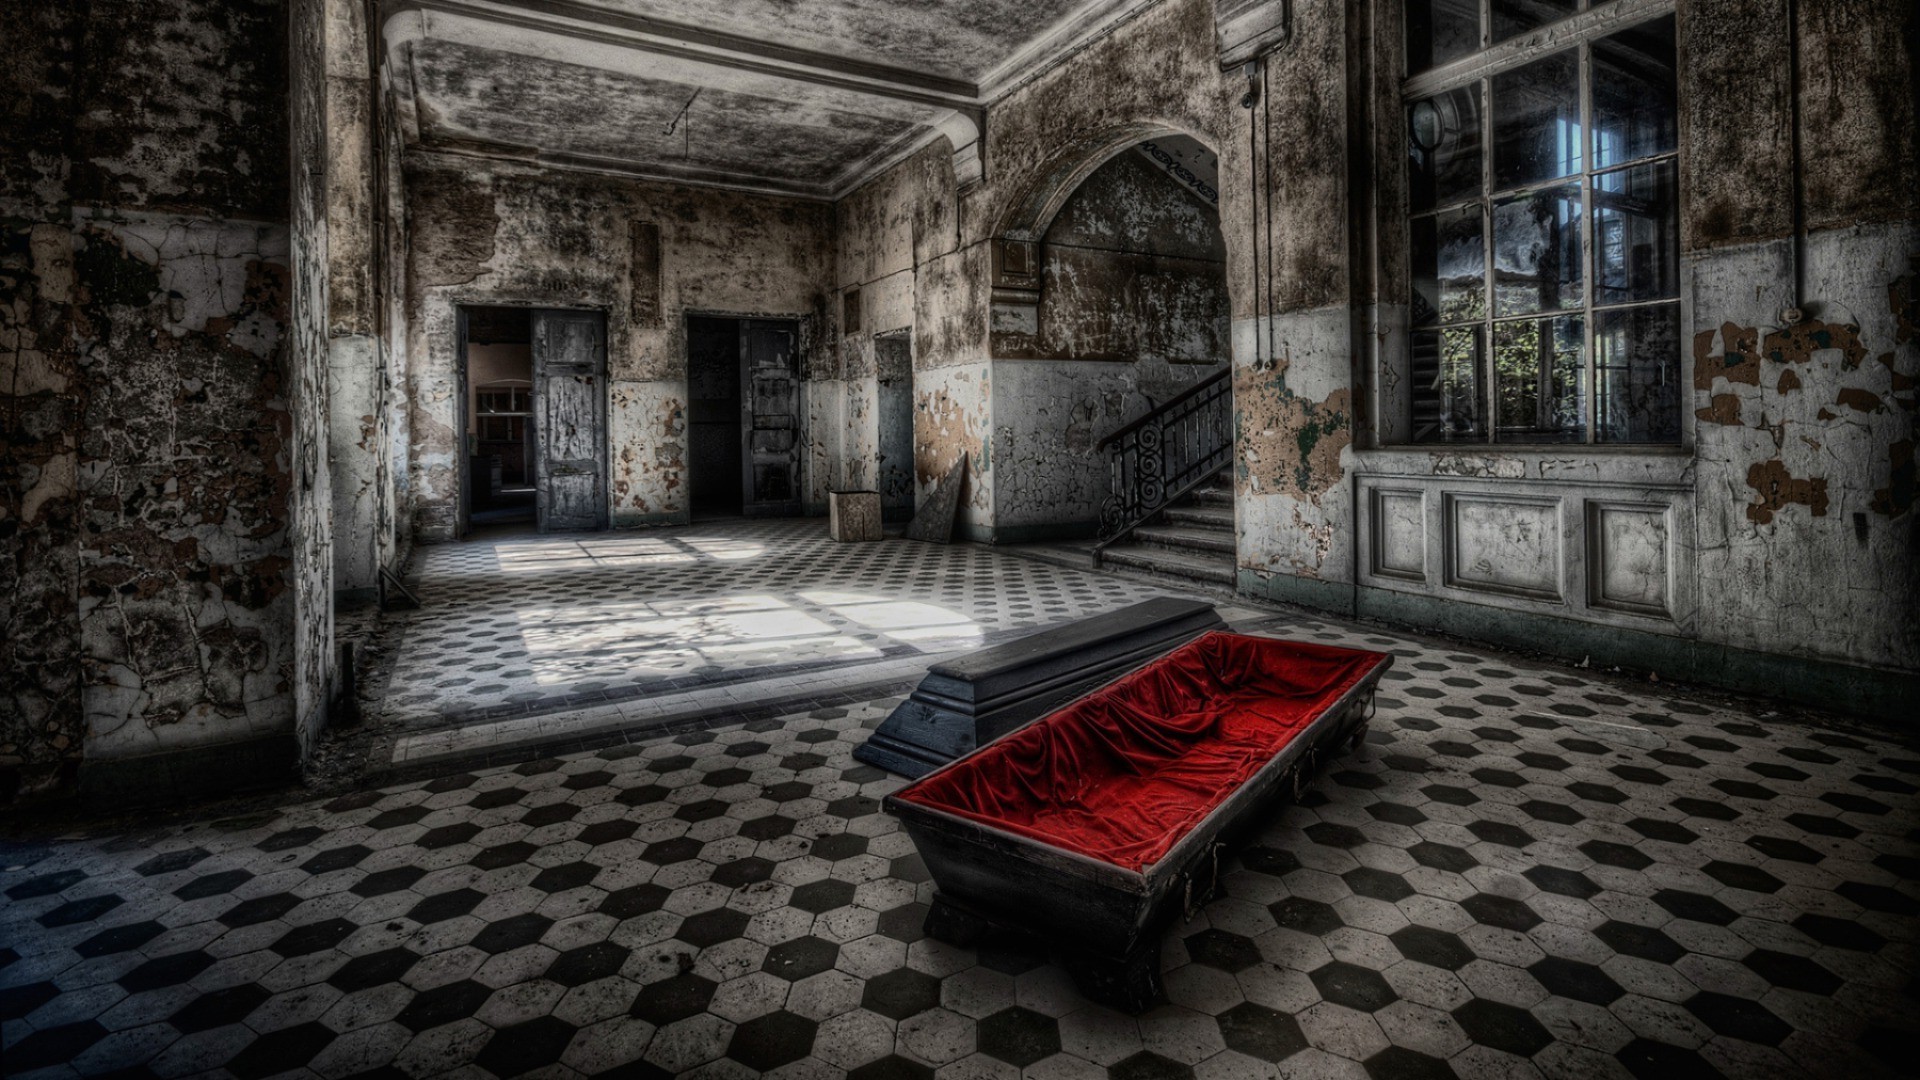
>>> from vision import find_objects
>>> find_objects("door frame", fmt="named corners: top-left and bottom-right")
top-left (454, 302), bottom-right (611, 538)
top-left (456, 306), bottom-right (472, 539)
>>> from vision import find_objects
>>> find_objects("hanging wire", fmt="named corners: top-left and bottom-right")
top-left (663, 88), bottom-right (701, 158)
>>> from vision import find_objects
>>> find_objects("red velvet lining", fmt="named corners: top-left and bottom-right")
top-left (893, 633), bottom-right (1388, 873)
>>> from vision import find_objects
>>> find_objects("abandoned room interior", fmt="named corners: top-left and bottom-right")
top-left (2, 0), bottom-right (1916, 1075)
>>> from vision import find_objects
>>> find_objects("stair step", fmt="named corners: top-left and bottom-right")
top-left (1163, 505), bottom-right (1233, 531)
top-left (1132, 524), bottom-right (1236, 555)
top-left (1102, 544), bottom-right (1237, 586)
top-left (1187, 486), bottom-right (1234, 508)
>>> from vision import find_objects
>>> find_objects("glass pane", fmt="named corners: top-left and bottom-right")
top-left (1492, 50), bottom-right (1580, 190)
top-left (1408, 84), bottom-right (1483, 213)
top-left (1595, 161), bottom-right (1678, 304)
top-left (1412, 326), bottom-right (1486, 442)
top-left (1406, 0), bottom-right (1479, 75)
top-left (1596, 304), bottom-right (1681, 443)
top-left (1493, 315), bottom-right (1585, 442)
top-left (1493, 184), bottom-right (1583, 317)
top-left (1492, 0), bottom-right (1576, 44)
top-left (1412, 205), bottom-right (1485, 327)
top-left (1593, 15), bottom-right (1678, 168)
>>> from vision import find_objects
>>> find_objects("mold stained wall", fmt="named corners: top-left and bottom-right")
top-left (323, 0), bottom-right (405, 598)
top-left (1231, 0), bottom-right (1364, 593)
top-left (833, 142), bottom-right (989, 532)
top-left (402, 157), bottom-right (834, 537)
top-left (831, 0), bottom-right (1244, 542)
top-left (1342, 0), bottom-right (1919, 685)
top-left (1679, 0), bottom-right (1919, 673)
top-left (990, 151), bottom-right (1230, 540)
top-left (2, 0), bottom-right (324, 804)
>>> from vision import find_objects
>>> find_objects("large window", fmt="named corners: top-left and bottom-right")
top-left (1405, 1), bottom-right (1679, 445)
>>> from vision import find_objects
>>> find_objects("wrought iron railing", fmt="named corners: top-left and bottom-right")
top-left (1094, 368), bottom-right (1232, 552)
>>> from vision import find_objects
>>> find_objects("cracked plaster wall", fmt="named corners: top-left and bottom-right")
top-left (831, 0), bottom-right (1243, 541)
top-left (3, 0), bottom-right (316, 804)
top-left (990, 151), bottom-right (1231, 536)
top-left (1673, 0), bottom-right (1919, 672)
top-left (1330, 0), bottom-right (1919, 686)
top-left (834, 141), bottom-right (997, 535)
top-left (324, 0), bottom-right (405, 599)
top-left (1231, 0), bottom-right (1363, 590)
top-left (402, 157), bottom-right (834, 537)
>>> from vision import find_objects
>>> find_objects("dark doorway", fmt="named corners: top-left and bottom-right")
top-left (686, 315), bottom-right (804, 519)
top-left (688, 316), bottom-right (743, 518)
top-left (458, 305), bottom-right (609, 536)
top-left (875, 331), bottom-right (915, 523)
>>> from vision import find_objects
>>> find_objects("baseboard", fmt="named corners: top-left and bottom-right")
top-left (76, 733), bottom-right (302, 809)
top-left (610, 511), bottom-right (687, 529)
top-left (982, 521), bottom-right (1100, 545)
top-left (1237, 569), bottom-right (1359, 615)
top-left (1238, 570), bottom-right (1920, 725)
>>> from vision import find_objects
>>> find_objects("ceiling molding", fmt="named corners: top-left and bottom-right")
top-left (827, 111), bottom-right (985, 202)
top-left (976, 0), bottom-right (1165, 103)
top-left (382, 0), bottom-right (976, 111)
top-left (380, 0), bottom-right (1168, 202)
top-left (407, 142), bottom-right (842, 202)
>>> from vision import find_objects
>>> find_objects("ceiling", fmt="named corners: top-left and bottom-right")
top-left (383, 0), bottom-right (1162, 200)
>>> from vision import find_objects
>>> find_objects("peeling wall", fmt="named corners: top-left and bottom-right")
top-left (1230, 0), bottom-right (1360, 588)
top-left (324, 0), bottom-right (403, 600)
top-left (834, 141), bottom-right (994, 532)
top-left (2, 0), bottom-right (311, 804)
top-left (1326, 0), bottom-right (1920, 694)
top-left (1689, 229), bottom-right (1919, 670)
top-left (830, 0), bottom-right (1243, 541)
top-left (402, 157), bottom-right (834, 536)
top-left (290, 0), bottom-right (335, 761)
top-left (989, 151), bottom-right (1231, 538)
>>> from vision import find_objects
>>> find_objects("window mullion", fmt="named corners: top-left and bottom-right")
top-left (1580, 38), bottom-right (1596, 444)
top-left (1481, 0), bottom-right (1494, 444)
top-left (1480, 75), bottom-right (1495, 444)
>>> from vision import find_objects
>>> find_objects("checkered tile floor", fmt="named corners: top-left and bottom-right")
top-left (4, 618), bottom-right (1916, 1078)
top-left (371, 522), bottom-right (1181, 731)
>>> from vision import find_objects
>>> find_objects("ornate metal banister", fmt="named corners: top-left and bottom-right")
top-left (1094, 368), bottom-right (1232, 553)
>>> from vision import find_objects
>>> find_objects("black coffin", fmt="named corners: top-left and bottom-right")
top-left (884, 637), bottom-right (1394, 1012)
top-left (853, 597), bottom-right (1226, 778)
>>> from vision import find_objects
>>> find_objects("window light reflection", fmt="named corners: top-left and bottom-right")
top-left (510, 588), bottom-right (982, 686)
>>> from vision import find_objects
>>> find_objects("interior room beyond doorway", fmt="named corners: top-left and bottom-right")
top-left (464, 306), bottom-right (535, 532)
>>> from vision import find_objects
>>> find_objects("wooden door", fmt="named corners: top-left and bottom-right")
top-left (532, 309), bottom-right (608, 532)
top-left (875, 333), bottom-right (915, 522)
top-left (741, 320), bottom-right (801, 516)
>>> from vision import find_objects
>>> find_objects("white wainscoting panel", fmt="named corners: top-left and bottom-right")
top-left (1355, 470), bottom-right (1694, 633)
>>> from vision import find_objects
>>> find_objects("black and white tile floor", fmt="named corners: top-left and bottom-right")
top-left (6, 621), bottom-right (1917, 1078)
top-left (370, 523), bottom-right (1185, 732)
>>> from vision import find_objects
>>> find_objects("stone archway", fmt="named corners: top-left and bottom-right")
top-left (983, 126), bottom-right (1233, 544)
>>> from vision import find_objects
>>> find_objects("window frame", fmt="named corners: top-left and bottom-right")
top-left (1388, 0), bottom-right (1686, 451)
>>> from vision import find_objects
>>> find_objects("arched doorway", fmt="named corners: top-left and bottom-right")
top-left (987, 134), bottom-right (1234, 571)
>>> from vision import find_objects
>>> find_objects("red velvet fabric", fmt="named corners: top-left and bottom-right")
top-left (894, 633), bottom-right (1388, 872)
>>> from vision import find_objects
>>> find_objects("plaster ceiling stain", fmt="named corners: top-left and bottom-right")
top-left (410, 41), bottom-right (925, 184)
top-left (572, 0), bottom-right (1097, 82)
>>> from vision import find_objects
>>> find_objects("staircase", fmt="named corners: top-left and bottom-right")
top-left (1089, 366), bottom-right (1236, 590)
top-left (1097, 467), bottom-right (1237, 588)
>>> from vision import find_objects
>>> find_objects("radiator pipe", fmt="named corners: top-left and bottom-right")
top-left (1783, 0), bottom-right (1807, 324)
